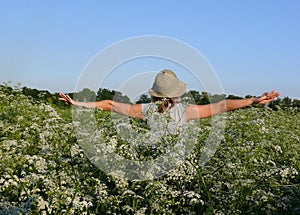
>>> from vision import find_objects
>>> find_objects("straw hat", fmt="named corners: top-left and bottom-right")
top-left (149, 69), bottom-right (187, 98)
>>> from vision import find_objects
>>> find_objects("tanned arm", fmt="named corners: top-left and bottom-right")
top-left (185, 91), bottom-right (280, 121)
top-left (59, 93), bottom-right (143, 119)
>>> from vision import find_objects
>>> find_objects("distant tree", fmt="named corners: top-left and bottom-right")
top-left (1, 82), bottom-right (13, 93)
top-left (96, 88), bottom-right (131, 104)
top-left (226, 94), bottom-right (243, 100)
top-left (73, 88), bottom-right (96, 102)
top-left (282, 96), bottom-right (292, 109)
top-left (245, 95), bottom-right (254, 99)
top-left (184, 91), bottom-right (226, 104)
top-left (114, 91), bottom-right (131, 104)
top-left (268, 98), bottom-right (282, 110)
top-left (210, 94), bottom-right (226, 103)
top-left (136, 94), bottom-right (151, 104)
top-left (292, 99), bottom-right (300, 110)
top-left (96, 88), bottom-right (115, 101)
top-left (200, 92), bottom-right (211, 105)
top-left (22, 87), bottom-right (41, 99)
top-left (185, 90), bottom-right (201, 104)
top-left (22, 86), bottom-right (54, 102)
top-left (19, 86), bottom-right (67, 108)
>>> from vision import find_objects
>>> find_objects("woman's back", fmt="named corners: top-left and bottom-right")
top-left (142, 102), bottom-right (187, 134)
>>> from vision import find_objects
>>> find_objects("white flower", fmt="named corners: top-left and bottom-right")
top-left (266, 160), bottom-right (276, 167)
top-left (37, 197), bottom-right (49, 210)
top-left (134, 207), bottom-right (147, 215)
top-left (274, 145), bottom-right (283, 153)
top-left (280, 168), bottom-right (290, 178)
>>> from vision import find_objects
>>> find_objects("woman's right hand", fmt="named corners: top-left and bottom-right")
top-left (252, 90), bottom-right (280, 105)
top-left (59, 93), bottom-right (74, 105)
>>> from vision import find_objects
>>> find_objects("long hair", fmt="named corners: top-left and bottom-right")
top-left (151, 96), bottom-right (180, 113)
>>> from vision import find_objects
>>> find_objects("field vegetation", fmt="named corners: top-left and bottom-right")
top-left (1, 84), bottom-right (299, 214)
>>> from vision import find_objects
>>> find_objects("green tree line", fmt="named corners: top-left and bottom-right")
top-left (3, 84), bottom-right (299, 111)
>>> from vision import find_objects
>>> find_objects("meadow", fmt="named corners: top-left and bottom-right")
top-left (1, 84), bottom-right (300, 214)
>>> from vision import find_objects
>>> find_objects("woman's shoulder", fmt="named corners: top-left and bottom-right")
top-left (173, 102), bottom-right (186, 109)
top-left (141, 102), bottom-right (156, 112)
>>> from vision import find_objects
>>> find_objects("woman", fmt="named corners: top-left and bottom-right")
top-left (59, 69), bottom-right (280, 126)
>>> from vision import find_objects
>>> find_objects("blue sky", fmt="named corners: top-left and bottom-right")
top-left (1, 0), bottom-right (299, 99)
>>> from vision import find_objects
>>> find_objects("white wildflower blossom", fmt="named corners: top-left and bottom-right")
top-left (106, 136), bottom-right (118, 153)
top-left (4, 140), bottom-right (18, 148)
top-left (122, 205), bottom-right (134, 212)
top-left (135, 207), bottom-right (147, 215)
top-left (122, 190), bottom-right (136, 196)
top-left (70, 144), bottom-right (83, 157)
top-left (274, 145), bottom-right (283, 153)
top-left (37, 197), bottom-right (49, 210)
top-left (266, 160), bottom-right (276, 167)
top-left (280, 168), bottom-right (290, 179)
top-left (227, 163), bottom-right (236, 169)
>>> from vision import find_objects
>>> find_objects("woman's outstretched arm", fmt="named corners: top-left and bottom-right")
top-left (59, 93), bottom-right (143, 119)
top-left (185, 90), bottom-right (280, 121)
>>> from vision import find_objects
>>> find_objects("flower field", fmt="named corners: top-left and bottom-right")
top-left (1, 85), bottom-right (300, 214)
